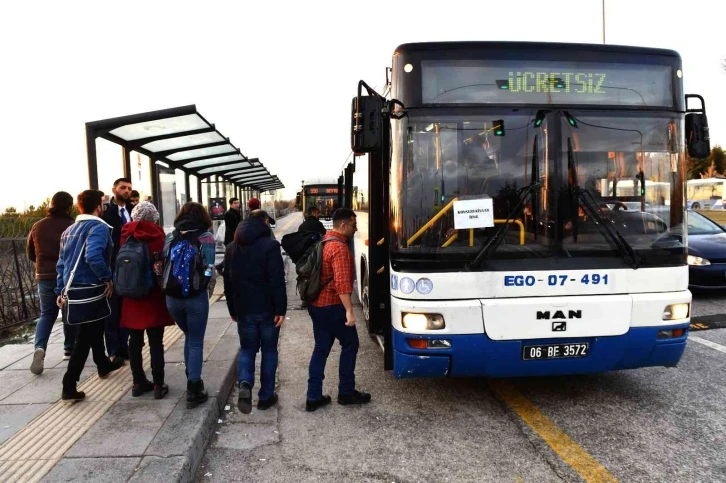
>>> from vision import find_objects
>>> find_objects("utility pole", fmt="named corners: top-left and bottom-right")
top-left (602, 0), bottom-right (606, 44)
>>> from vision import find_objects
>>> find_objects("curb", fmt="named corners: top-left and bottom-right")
top-left (170, 344), bottom-right (238, 483)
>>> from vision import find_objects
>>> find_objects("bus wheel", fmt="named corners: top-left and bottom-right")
top-left (692, 202), bottom-right (701, 209)
top-left (362, 270), bottom-right (371, 333)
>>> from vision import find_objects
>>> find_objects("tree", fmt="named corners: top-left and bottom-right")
top-left (3, 207), bottom-right (18, 217)
top-left (710, 146), bottom-right (725, 174)
top-left (687, 152), bottom-right (711, 179)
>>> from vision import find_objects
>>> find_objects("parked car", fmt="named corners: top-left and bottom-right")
top-left (687, 210), bottom-right (726, 290)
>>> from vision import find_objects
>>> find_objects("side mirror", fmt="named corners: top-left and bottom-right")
top-left (685, 94), bottom-right (711, 159)
top-left (351, 95), bottom-right (383, 153)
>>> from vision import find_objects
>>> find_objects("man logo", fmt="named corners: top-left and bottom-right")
top-left (552, 321), bottom-right (567, 331)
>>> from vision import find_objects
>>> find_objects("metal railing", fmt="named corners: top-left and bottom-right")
top-left (0, 237), bottom-right (40, 330)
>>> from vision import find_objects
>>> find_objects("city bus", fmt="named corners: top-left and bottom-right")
top-left (302, 178), bottom-right (342, 230)
top-left (686, 178), bottom-right (725, 210)
top-left (350, 41), bottom-right (711, 378)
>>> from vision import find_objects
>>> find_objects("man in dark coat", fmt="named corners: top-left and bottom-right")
top-left (101, 177), bottom-right (133, 360)
top-left (223, 197), bottom-right (242, 246)
top-left (298, 206), bottom-right (326, 237)
top-left (223, 210), bottom-right (286, 414)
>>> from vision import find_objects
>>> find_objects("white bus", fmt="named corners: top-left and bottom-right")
top-left (686, 178), bottom-right (725, 210)
top-left (350, 41), bottom-right (710, 378)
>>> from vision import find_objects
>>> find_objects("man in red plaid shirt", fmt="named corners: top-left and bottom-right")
top-left (305, 208), bottom-right (372, 412)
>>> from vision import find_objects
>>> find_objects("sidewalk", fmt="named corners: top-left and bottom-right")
top-left (0, 285), bottom-right (239, 483)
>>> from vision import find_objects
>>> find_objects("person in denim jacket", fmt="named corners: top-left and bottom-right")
top-left (55, 190), bottom-right (124, 401)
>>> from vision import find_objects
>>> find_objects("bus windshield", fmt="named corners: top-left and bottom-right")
top-left (391, 110), bottom-right (685, 270)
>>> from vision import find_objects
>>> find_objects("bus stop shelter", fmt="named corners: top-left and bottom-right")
top-left (85, 105), bottom-right (284, 229)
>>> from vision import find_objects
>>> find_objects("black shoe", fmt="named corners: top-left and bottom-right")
top-left (305, 395), bottom-right (332, 412)
top-left (338, 390), bottom-right (371, 405)
top-left (99, 357), bottom-right (125, 379)
top-left (154, 384), bottom-right (169, 400)
top-left (238, 382), bottom-right (252, 414)
top-left (257, 393), bottom-right (278, 410)
top-left (131, 380), bottom-right (154, 397)
top-left (62, 389), bottom-right (86, 401)
top-left (117, 348), bottom-right (130, 360)
top-left (186, 380), bottom-right (208, 409)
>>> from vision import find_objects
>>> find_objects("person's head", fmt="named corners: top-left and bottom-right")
top-left (174, 201), bottom-right (213, 230)
top-left (248, 197), bottom-right (261, 210)
top-left (47, 191), bottom-right (74, 216)
top-left (305, 206), bottom-right (320, 219)
top-left (230, 198), bottom-right (240, 210)
top-left (130, 190), bottom-right (140, 205)
top-left (249, 209), bottom-right (271, 225)
top-left (130, 201), bottom-right (159, 223)
top-left (77, 190), bottom-right (105, 217)
top-left (112, 178), bottom-right (133, 204)
top-left (332, 208), bottom-right (357, 238)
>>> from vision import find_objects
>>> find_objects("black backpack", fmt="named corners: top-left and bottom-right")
top-left (161, 229), bottom-right (209, 298)
top-left (114, 236), bottom-right (153, 299)
top-left (281, 230), bottom-right (322, 263)
top-left (295, 238), bottom-right (342, 303)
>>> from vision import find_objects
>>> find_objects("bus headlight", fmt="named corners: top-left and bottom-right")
top-left (687, 255), bottom-right (710, 266)
top-left (402, 313), bottom-right (446, 330)
top-left (663, 303), bottom-right (690, 321)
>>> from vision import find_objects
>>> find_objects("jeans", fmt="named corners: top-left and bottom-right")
top-left (104, 291), bottom-right (129, 357)
top-left (237, 312), bottom-right (280, 400)
top-left (166, 291), bottom-right (208, 382)
top-left (35, 279), bottom-right (76, 352)
top-left (62, 319), bottom-right (111, 391)
top-left (306, 304), bottom-right (359, 400)
top-left (128, 327), bottom-right (165, 385)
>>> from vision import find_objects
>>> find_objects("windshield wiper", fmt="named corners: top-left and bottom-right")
top-left (567, 137), bottom-right (642, 269)
top-left (468, 136), bottom-right (539, 270)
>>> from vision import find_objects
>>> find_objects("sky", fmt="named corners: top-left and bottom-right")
top-left (1, 0), bottom-right (724, 211)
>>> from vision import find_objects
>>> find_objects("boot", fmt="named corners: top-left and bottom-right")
top-left (186, 380), bottom-right (208, 409)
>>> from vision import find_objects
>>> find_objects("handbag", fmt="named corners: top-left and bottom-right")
top-left (61, 240), bottom-right (111, 325)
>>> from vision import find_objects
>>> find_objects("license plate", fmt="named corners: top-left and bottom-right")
top-left (522, 343), bottom-right (589, 360)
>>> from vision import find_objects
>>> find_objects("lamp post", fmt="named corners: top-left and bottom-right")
top-left (602, 0), bottom-right (606, 44)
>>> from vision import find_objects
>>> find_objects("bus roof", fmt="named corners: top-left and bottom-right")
top-left (394, 41), bottom-right (681, 60)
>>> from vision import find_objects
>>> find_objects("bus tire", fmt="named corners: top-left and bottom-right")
top-left (362, 269), bottom-right (372, 334)
top-left (692, 202), bottom-right (701, 210)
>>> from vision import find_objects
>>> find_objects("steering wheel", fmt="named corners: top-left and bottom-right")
top-left (611, 201), bottom-right (628, 211)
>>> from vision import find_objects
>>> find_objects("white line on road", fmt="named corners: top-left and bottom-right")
top-left (689, 335), bottom-right (726, 354)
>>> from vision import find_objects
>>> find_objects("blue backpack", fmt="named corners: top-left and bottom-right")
top-left (161, 229), bottom-right (209, 298)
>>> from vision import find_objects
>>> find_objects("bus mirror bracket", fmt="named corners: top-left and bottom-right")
top-left (685, 94), bottom-right (710, 159)
top-left (351, 80), bottom-right (385, 153)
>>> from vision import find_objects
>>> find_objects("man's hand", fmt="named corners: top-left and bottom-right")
top-left (274, 315), bottom-right (285, 328)
top-left (56, 295), bottom-right (64, 309)
top-left (345, 309), bottom-right (356, 327)
top-left (103, 280), bottom-right (114, 298)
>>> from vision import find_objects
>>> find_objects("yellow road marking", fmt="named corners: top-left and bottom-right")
top-left (489, 380), bottom-right (618, 483)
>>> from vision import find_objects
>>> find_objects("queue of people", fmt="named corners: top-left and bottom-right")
top-left (27, 182), bottom-right (371, 414)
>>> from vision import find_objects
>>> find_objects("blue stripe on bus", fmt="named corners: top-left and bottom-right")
top-left (392, 325), bottom-right (689, 378)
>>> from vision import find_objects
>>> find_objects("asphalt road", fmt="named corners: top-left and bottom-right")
top-left (197, 212), bottom-right (726, 482)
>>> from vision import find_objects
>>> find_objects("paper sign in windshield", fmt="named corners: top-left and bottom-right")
top-left (453, 199), bottom-right (494, 229)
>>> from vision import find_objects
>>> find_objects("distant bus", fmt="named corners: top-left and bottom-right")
top-left (686, 178), bottom-right (725, 210)
top-left (302, 179), bottom-right (341, 230)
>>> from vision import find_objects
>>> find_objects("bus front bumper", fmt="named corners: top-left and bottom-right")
top-left (391, 325), bottom-right (689, 378)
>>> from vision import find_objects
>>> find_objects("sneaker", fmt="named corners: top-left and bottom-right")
top-left (154, 384), bottom-right (169, 400)
top-left (238, 382), bottom-right (252, 414)
top-left (98, 357), bottom-right (125, 379)
top-left (305, 395), bottom-right (332, 412)
top-left (62, 350), bottom-right (72, 361)
top-left (337, 390), bottom-right (372, 406)
top-left (131, 380), bottom-right (154, 397)
top-left (257, 393), bottom-right (278, 410)
top-left (61, 389), bottom-right (86, 402)
top-left (30, 348), bottom-right (45, 375)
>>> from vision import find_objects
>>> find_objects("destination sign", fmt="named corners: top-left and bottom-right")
top-left (422, 60), bottom-right (674, 107)
top-left (305, 186), bottom-right (339, 195)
